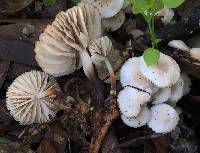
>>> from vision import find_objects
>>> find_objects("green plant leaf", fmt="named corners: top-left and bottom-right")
top-left (130, 0), bottom-right (154, 14)
top-left (0, 137), bottom-right (11, 144)
top-left (149, 0), bottom-right (164, 14)
top-left (162, 0), bottom-right (185, 8)
top-left (71, 0), bottom-right (81, 4)
top-left (143, 48), bottom-right (160, 66)
top-left (42, 0), bottom-right (56, 6)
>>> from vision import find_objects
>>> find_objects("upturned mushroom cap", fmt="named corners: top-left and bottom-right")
top-left (117, 86), bottom-right (151, 118)
top-left (93, 0), bottom-right (124, 18)
top-left (168, 40), bottom-right (190, 51)
top-left (35, 3), bottom-right (102, 77)
top-left (120, 57), bottom-right (154, 93)
top-left (121, 106), bottom-right (151, 128)
top-left (152, 87), bottom-right (171, 104)
top-left (89, 36), bottom-right (122, 81)
top-left (148, 104), bottom-right (179, 133)
top-left (156, 8), bottom-right (174, 25)
top-left (169, 76), bottom-right (184, 103)
top-left (102, 11), bottom-right (125, 32)
top-left (6, 70), bottom-right (61, 125)
top-left (140, 52), bottom-right (181, 88)
top-left (181, 73), bottom-right (191, 96)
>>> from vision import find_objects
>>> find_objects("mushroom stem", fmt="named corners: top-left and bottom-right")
top-left (79, 50), bottom-right (97, 83)
top-left (105, 58), bottom-right (117, 96)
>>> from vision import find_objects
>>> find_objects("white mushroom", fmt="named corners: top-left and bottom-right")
top-left (122, 0), bottom-right (131, 13)
top-left (181, 73), bottom-right (191, 96)
top-left (168, 40), bottom-right (190, 51)
top-left (148, 104), bottom-right (179, 133)
top-left (6, 70), bottom-right (61, 125)
top-left (35, 3), bottom-right (102, 81)
top-left (120, 57), bottom-right (154, 93)
top-left (140, 52), bottom-right (181, 88)
top-left (121, 106), bottom-right (151, 128)
top-left (189, 48), bottom-right (200, 60)
top-left (156, 8), bottom-right (174, 25)
top-left (117, 86), bottom-right (151, 118)
top-left (169, 76), bottom-right (184, 103)
top-left (102, 11), bottom-right (126, 32)
top-left (152, 87), bottom-right (171, 104)
top-left (129, 29), bottom-right (144, 40)
top-left (93, 0), bottom-right (124, 18)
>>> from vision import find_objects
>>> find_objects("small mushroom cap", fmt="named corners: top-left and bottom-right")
top-left (35, 3), bottom-right (102, 77)
top-left (190, 48), bottom-right (200, 60)
top-left (148, 104), bottom-right (179, 133)
top-left (120, 57), bottom-right (153, 93)
top-left (89, 36), bottom-right (122, 81)
top-left (121, 106), bottom-right (151, 128)
top-left (168, 40), bottom-right (190, 51)
top-left (169, 76), bottom-right (184, 103)
top-left (102, 11), bottom-right (125, 32)
top-left (6, 70), bottom-right (61, 125)
top-left (93, 0), bottom-right (124, 18)
top-left (181, 73), bottom-right (191, 96)
top-left (129, 29), bottom-right (144, 40)
top-left (156, 8), bottom-right (174, 25)
top-left (140, 52), bottom-right (181, 88)
top-left (117, 86), bottom-right (151, 118)
top-left (152, 87), bottom-right (171, 104)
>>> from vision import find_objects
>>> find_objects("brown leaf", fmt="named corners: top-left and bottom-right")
top-left (37, 138), bottom-right (57, 153)
top-left (151, 136), bottom-right (170, 153)
top-left (0, 0), bottom-right (33, 13)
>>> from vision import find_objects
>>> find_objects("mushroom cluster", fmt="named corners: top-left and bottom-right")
top-left (168, 40), bottom-right (200, 61)
top-left (82, 0), bottom-right (130, 32)
top-left (118, 53), bottom-right (191, 133)
top-left (6, 70), bottom-right (61, 125)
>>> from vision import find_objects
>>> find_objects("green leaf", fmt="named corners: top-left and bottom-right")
top-left (71, 0), bottom-right (81, 4)
top-left (162, 0), bottom-right (185, 8)
top-left (130, 0), bottom-right (154, 14)
top-left (143, 48), bottom-right (160, 66)
top-left (149, 0), bottom-right (164, 14)
top-left (42, 0), bottom-right (56, 6)
top-left (0, 137), bottom-right (11, 144)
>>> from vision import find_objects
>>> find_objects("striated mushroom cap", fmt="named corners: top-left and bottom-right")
top-left (89, 36), bottom-right (122, 81)
top-left (181, 73), bottom-right (191, 96)
top-left (102, 11), bottom-right (126, 32)
top-left (148, 104), bottom-right (179, 133)
top-left (140, 52), bottom-right (181, 88)
top-left (156, 8), bottom-right (174, 25)
top-left (168, 40), bottom-right (190, 51)
top-left (117, 86), bottom-right (151, 118)
top-left (6, 70), bottom-right (61, 125)
top-left (35, 3), bottom-right (102, 77)
top-left (121, 106), bottom-right (151, 128)
top-left (153, 87), bottom-right (171, 104)
top-left (120, 57), bottom-right (154, 93)
top-left (190, 48), bottom-right (200, 60)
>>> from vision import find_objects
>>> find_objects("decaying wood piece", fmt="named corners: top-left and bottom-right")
top-left (89, 97), bottom-right (119, 153)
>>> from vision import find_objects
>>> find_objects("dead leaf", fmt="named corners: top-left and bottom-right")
top-left (151, 136), bottom-right (170, 153)
top-left (0, 0), bottom-right (33, 13)
top-left (37, 138), bottom-right (57, 153)
top-left (0, 37), bottom-right (37, 66)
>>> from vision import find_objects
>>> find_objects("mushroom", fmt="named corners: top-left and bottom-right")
top-left (140, 52), bottom-right (181, 88)
top-left (152, 87), bottom-right (171, 104)
top-left (120, 57), bottom-right (154, 93)
top-left (102, 11), bottom-right (126, 32)
top-left (121, 106), bottom-right (151, 128)
top-left (155, 8), bottom-right (174, 25)
top-left (35, 2), bottom-right (102, 82)
top-left (89, 36), bottom-right (123, 93)
top-left (148, 104), bottom-right (179, 133)
top-left (6, 70), bottom-right (61, 125)
top-left (129, 29), bottom-right (144, 40)
top-left (169, 76), bottom-right (184, 103)
top-left (168, 40), bottom-right (200, 60)
top-left (117, 86), bottom-right (151, 118)
top-left (122, 0), bottom-right (131, 13)
top-left (181, 73), bottom-right (191, 96)
top-left (168, 40), bottom-right (190, 51)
